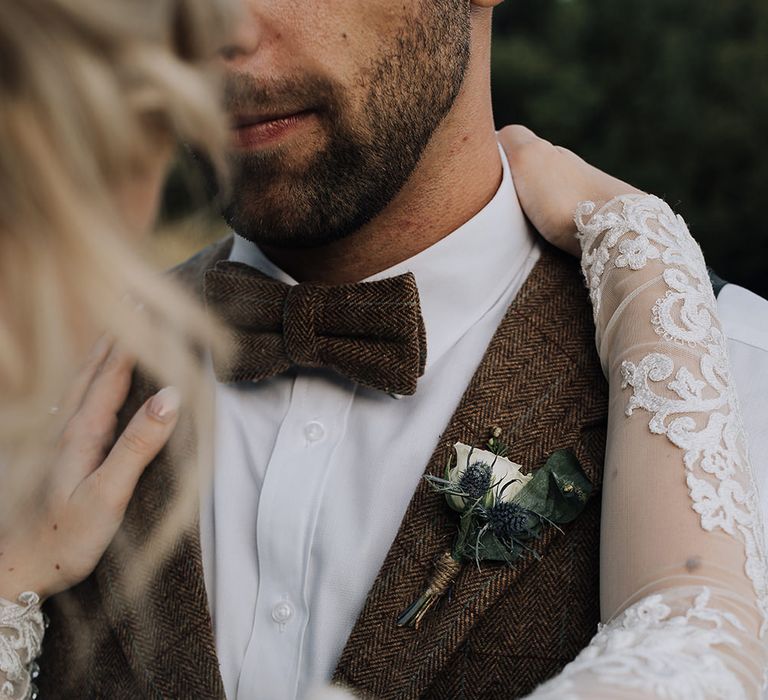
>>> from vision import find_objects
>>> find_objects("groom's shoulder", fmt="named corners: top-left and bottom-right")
top-left (169, 233), bottom-right (234, 298)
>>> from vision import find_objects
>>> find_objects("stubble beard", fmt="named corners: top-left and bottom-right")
top-left (222, 1), bottom-right (471, 250)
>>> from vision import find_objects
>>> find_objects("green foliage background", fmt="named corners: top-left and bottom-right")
top-left (491, 0), bottom-right (768, 296)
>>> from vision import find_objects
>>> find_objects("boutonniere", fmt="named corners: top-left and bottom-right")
top-left (397, 429), bottom-right (592, 628)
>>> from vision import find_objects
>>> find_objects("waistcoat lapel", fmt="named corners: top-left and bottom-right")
top-left (333, 248), bottom-right (608, 698)
top-left (94, 238), bottom-right (235, 698)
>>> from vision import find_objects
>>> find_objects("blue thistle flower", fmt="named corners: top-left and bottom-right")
top-left (458, 461), bottom-right (492, 501)
top-left (488, 502), bottom-right (530, 539)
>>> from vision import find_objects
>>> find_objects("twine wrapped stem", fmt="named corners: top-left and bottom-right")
top-left (396, 552), bottom-right (462, 629)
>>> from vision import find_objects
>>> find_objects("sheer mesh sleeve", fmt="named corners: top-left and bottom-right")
top-left (0, 593), bottom-right (44, 700)
top-left (525, 195), bottom-right (768, 699)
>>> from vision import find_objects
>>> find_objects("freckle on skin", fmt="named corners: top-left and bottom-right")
top-left (8, 568), bottom-right (14, 572)
top-left (53, 523), bottom-right (58, 531)
top-left (685, 556), bottom-right (702, 573)
top-left (55, 564), bottom-right (61, 570)
top-left (342, 32), bottom-right (348, 39)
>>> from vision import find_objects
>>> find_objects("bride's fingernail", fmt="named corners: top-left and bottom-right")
top-left (147, 387), bottom-right (181, 423)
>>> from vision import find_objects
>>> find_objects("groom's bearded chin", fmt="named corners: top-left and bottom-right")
top-left (222, 2), bottom-right (471, 250)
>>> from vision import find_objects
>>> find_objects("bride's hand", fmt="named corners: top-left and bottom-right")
top-left (498, 125), bottom-right (644, 256)
top-left (0, 338), bottom-right (180, 602)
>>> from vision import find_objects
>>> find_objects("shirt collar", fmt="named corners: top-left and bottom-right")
top-left (229, 143), bottom-right (536, 374)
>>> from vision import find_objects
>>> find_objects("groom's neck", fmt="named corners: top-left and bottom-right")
top-left (260, 30), bottom-right (502, 284)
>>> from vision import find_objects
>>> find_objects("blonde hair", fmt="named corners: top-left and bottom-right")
top-left (0, 0), bottom-right (235, 529)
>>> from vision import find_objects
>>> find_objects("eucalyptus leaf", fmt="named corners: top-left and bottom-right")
top-left (517, 510), bottom-right (544, 540)
top-left (455, 518), bottom-right (481, 560)
top-left (454, 509), bottom-right (475, 554)
top-left (512, 449), bottom-right (592, 524)
top-left (453, 520), bottom-right (523, 564)
top-left (475, 531), bottom-right (523, 564)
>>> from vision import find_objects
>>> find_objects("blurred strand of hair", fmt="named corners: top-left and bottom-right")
top-left (0, 0), bottom-right (237, 582)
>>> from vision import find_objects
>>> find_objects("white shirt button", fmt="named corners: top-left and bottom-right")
top-left (271, 601), bottom-right (294, 625)
top-left (303, 420), bottom-right (325, 443)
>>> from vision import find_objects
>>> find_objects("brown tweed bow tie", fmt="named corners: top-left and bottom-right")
top-left (203, 261), bottom-right (427, 395)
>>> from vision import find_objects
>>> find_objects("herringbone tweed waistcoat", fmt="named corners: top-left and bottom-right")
top-left (37, 238), bottom-right (608, 700)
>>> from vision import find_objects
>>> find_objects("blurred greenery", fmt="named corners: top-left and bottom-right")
top-left (492, 0), bottom-right (768, 296)
top-left (157, 0), bottom-right (767, 296)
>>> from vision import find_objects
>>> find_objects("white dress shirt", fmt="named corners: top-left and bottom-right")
top-left (200, 148), bottom-right (542, 700)
top-left (199, 147), bottom-right (768, 699)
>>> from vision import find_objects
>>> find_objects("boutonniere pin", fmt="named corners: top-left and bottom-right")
top-left (396, 428), bottom-right (592, 629)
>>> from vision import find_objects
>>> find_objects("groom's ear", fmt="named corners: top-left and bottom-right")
top-left (470, 0), bottom-right (505, 7)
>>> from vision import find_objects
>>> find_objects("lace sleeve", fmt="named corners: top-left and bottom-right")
top-left (525, 195), bottom-right (768, 699)
top-left (0, 593), bottom-right (44, 700)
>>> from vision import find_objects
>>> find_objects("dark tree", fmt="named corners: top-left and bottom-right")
top-left (492, 0), bottom-right (768, 296)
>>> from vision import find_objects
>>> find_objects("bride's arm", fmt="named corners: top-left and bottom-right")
top-left (497, 128), bottom-right (767, 698)
top-left (0, 342), bottom-right (181, 699)
top-left (527, 193), bottom-right (766, 698)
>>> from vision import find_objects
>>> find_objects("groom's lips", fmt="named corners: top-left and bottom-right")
top-left (232, 109), bottom-right (316, 150)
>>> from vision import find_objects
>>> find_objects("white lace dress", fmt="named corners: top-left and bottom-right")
top-left (1, 195), bottom-right (765, 699)
top-left (526, 195), bottom-right (768, 699)
top-left (0, 593), bottom-right (43, 700)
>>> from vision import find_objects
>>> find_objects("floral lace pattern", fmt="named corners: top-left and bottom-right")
top-left (0, 593), bottom-right (44, 700)
top-left (576, 195), bottom-right (768, 638)
top-left (528, 587), bottom-right (750, 700)
top-left (521, 194), bottom-right (768, 699)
